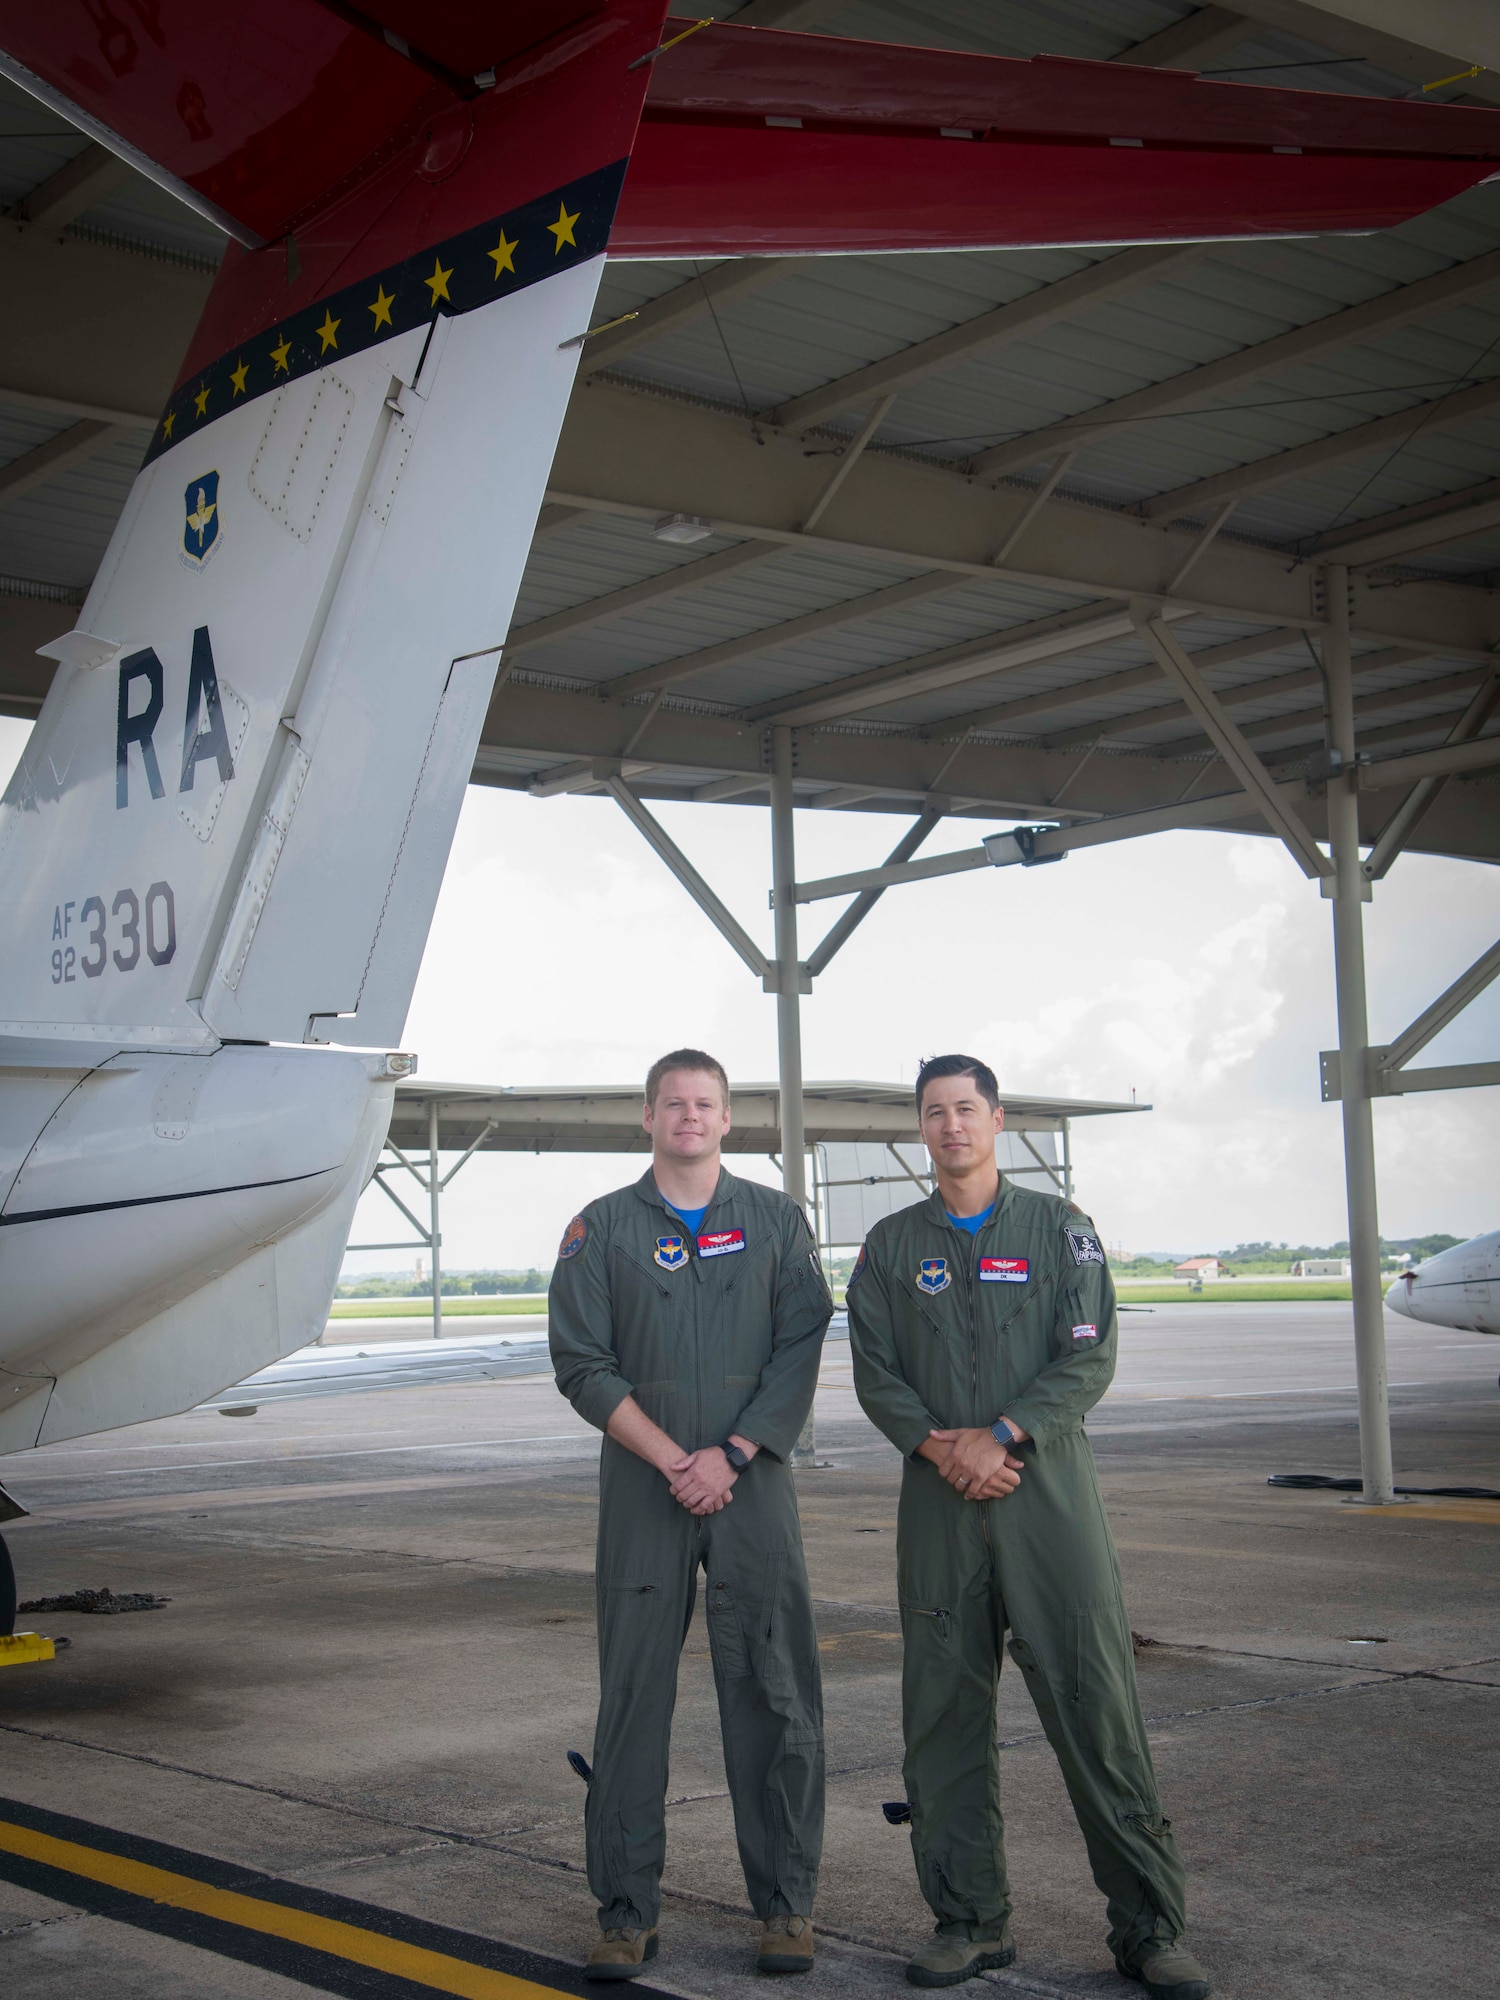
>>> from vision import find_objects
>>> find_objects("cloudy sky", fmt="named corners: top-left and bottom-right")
top-left (3, 714), bottom-right (1495, 1268)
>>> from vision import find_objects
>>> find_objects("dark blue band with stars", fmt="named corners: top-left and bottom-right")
top-left (146, 158), bottom-right (627, 466)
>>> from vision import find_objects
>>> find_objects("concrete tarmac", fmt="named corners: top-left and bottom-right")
top-left (1, 1303), bottom-right (1497, 1999)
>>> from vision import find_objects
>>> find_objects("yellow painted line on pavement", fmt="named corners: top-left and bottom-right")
top-left (0, 1817), bottom-right (563, 2000)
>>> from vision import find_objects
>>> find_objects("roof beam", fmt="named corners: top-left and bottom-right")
top-left (1115, 7), bottom-right (1255, 66)
top-left (1049, 641), bottom-right (1428, 750)
top-left (0, 222), bottom-right (212, 424)
top-left (1304, 478), bottom-right (1500, 567)
top-left (10, 142), bottom-right (131, 228)
top-left (1134, 612), bottom-right (1333, 876)
top-left (1226, 2), bottom-right (1500, 106)
top-left (1151, 660), bottom-right (1482, 758)
top-left (1142, 375), bottom-right (1500, 523)
top-left (746, 601), bottom-right (1142, 728)
top-left (935, 626), bottom-right (1305, 740)
top-left (505, 540), bottom-right (778, 658)
top-left (0, 418), bottom-right (130, 506)
top-left (768, 245), bottom-right (1201, 435)
top-left (605, 775), bottom-right (771, 980)
top-left (599, 569), bottom-right (960, 703)
top-left (1359, 733), bottom-right (1500, 785)
top-left (545, 383), bottom-right (1499, 662)
top-left (967, 248), bottom-right (1500, 483)
top-left (579, 258), bottom-right (804, 377)
top-left (1364, 667), bottom-right (1500, 877)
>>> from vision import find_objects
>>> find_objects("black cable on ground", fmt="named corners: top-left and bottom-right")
top-left (1268, 1474), bottom-right (1500, 1500)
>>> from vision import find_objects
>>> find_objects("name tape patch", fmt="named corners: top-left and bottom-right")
top-left (980, 1257), bottom-right (1029, 1284)
top-left (1072, 1322), bottom-right (1099, 1342)
top-left (697, 1228), bottom-right (745, 1259)
top-left (1065, 1226), bottom-right (1105, 1267)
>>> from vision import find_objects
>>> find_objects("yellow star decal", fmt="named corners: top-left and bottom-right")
top-left (193, 383), bottom-right (210, 418)
top-left (547, 202), bottom-right (580, 254)
top-left (488, 229), bottom-right (518, 278)
top-left (229, 358), bottom-right (249, 397)
top-left (316, 308), bottom-right (341, 353)
top-left (270, 334), bottom-right (292, 375)
top-left (369, 284), bottom-right (395, 329)
top-left (425, 257), bottom-right (453, 305)
top-left (161, 411), bottom-right (176, 440)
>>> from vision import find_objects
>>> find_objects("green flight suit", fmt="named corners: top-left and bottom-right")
top-left (550, 1168), bottom-right (833, 1932)
top-left (846, 1181), bottom-right (1187, 1964)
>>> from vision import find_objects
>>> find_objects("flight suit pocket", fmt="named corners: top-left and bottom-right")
top-left (1065, 1598), bottom-right (1155, 1797)
top-left (598, 1574), bottom-right (663, 1696)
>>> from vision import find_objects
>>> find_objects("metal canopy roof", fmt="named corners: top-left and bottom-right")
top-left (1, 0), bottom-right (1498, 858)
top-left (387, 1078), bottom-right (1146, 1154)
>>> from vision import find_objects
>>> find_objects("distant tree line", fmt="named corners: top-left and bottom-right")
top-left (1108, 1235), bottom-right (1462, 1277)
top-left (337, 1269), bottom-right (548, 1298)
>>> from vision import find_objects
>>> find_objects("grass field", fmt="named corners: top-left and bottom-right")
top-left (1115, 1281), bottom-right (1353, 1304)
top-left (329, 1296), bottom-right (548, 1319)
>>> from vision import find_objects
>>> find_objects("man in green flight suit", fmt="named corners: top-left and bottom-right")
top-left (550, 1049), bottom-right (833, 1982)
top-left (847, 1054), bottom-right (1209, 2000)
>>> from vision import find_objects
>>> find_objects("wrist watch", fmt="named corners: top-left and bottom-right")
top-left (722, 1442), bottom-right (752, 1472)
top-left (989, 1419), bottom-right (1019, 1449)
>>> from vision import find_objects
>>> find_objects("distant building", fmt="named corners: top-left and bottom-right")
top-left (1175, 1257), bottom-right (1219, 1282)
top-left (1293, 1258), bottom-right (1351, 1277)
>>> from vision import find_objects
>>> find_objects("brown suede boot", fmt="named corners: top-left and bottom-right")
top-left (757, 1915), bottom-right (815, 1974)
top-left (586, 1927), bottom-right (659, 1981)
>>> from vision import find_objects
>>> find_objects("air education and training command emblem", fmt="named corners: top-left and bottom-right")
top-left (916, 1258), bottom-right (951, 1296)
top-left (654, 1235), bottom-right (688, 1271)
top-left (557, 1215), bottom-right (587, 1261)
top-left (182, 471), bottom-right (221, 566)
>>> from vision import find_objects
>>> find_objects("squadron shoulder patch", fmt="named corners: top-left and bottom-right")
top-left (847, 1244), bottom-right (868, 1287)
top-left (916, 1257), bottom-right (950, 1295)
top-left (557, 1215), bottom-right (587, 1260)
top-left (1064, 1226), bottom-right (1105, 1267)
top-left (654, 1235), bottom-right (688, 1270)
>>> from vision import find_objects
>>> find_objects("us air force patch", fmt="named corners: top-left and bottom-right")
top-left (183, 471), bottom-right (221, 566)
top-left (654, 1235), bottom-right (688, 1270)
top-left (557, 1215), bottom-right (587, 1260)
top-left (1065, 1226), bottom-right (1105, 1267)
top-left (917, 1258), bottom-right (950, 1295)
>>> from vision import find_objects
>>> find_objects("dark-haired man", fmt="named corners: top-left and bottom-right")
top-left (847, 1055), bottom-right (1207, 2000)
top-left (550, 1050), bottom-right (833, 1982)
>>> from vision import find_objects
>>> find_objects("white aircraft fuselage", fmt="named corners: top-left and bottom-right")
top-left (1385, 1230), bottom-right (1500, 1336)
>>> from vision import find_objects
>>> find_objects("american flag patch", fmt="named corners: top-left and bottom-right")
top-left (1072, 1323), bottom-right (1098, 1342)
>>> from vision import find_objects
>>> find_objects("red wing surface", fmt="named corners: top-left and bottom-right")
top-left (616, 18), bottom-right (1500, 253)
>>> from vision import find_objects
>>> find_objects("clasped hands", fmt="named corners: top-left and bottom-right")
top-left (665, 1441), bottom-right (753, 1515)
top-left (921, 1426), bottom-right (1025, 1502)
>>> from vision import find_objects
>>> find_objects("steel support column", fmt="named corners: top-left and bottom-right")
top-left (1323, 565), bottom-right (1395, 1506)
top-left (771, 726), bottom-right (815, 1462)
top-left (429, 1101), bottom-right (443, 1342)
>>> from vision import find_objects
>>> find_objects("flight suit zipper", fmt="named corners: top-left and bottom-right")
top-left (955, 1228), bottom-right (994, 1562)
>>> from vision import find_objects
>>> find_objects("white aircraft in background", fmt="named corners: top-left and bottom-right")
top-left (1386, 1231), bottom-right (1500, 1337)
top-left (5, 2), bottom-right (1500, 1639)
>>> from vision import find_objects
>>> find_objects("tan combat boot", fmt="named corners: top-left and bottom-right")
top-left (1115, 1940), bottom-right (1211, 2000)
top-left (757, 1914), bottom-right (814, 1974)
top-left (906, 1926), bottom-right (1016, 1988)
top-left (586, 1926), bottom-right (659, 1981)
